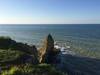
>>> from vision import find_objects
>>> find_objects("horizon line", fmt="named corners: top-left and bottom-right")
top-left (0, 23), bottom-right (100, 25)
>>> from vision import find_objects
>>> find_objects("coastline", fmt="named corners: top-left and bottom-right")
top-left (0, 35), bottom-right (100, 75)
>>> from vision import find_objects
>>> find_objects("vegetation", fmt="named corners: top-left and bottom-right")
top-left (1, 64), bottom-right (63, 75)
top-left (0, 36), bottom-right (63, 75)
top-left (0, 36), bottom-right (13, 49)
top-left (0, 49), bottom-right (23, 62)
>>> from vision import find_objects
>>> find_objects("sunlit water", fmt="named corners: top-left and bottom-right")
top-left (0, 24), bottom-right (100, 58)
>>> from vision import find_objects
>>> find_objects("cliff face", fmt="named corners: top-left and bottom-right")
top-left (39, 34), bottom-right (60, 63)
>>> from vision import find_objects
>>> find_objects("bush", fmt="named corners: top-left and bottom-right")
top-left (0, 37), bottom-right (15, 49)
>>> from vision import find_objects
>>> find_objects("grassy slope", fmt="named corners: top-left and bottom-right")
top-left (0, 49), bottom-right (63, 75)
top-left (1, 64), bottom-right (64, 75)
top-left (0, 37), bottom-right (64, 75)
top-left (0, 49), bottom-right (23, 62)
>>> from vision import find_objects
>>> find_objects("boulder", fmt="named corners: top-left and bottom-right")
top-left (39, 34), bottom-right (60, 63)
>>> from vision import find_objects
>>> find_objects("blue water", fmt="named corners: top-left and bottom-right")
top-left (0, 24), bottom-right (100, 58)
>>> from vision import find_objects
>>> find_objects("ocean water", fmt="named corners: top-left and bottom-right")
top-left (0, 24), bottom-right (100, 58)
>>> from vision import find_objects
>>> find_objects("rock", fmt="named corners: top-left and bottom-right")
top-left (39, 34), bottom-right (60, 63)
top-left (45, 34), bottom-right (54, 52)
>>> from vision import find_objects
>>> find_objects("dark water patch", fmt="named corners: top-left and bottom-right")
top-left (56, 53), bottom-right (100, 75)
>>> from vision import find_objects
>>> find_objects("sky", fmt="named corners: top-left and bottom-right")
top-left (0, 0), bottom-right (100, 24)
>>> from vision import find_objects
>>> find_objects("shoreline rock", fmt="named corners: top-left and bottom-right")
top-left (38, 34), bottom-right (60, 63)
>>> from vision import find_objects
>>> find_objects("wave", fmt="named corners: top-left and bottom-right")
top-left (54, 41), bottom-right (75, 55)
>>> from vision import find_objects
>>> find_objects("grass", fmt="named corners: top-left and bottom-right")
top-left (1, 64), bottom-right (64, 75)
top-left (0, 49), bottom-right (63, 75)
top-left (0, 49), bottom-right (23, 62)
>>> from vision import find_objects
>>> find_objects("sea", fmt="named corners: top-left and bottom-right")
top-left (0, 24), bottom-right (100, 58)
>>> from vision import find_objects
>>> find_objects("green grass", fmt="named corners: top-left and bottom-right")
top-left (0, 49), bottom-right (63, 75)
top-left (0, 49), bottom-right (23, 62)
top-left (1, 64), bottom-right (64, 75)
